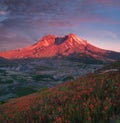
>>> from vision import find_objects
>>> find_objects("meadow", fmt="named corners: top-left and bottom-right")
top-left (0, 69), bottom-right (120, 123)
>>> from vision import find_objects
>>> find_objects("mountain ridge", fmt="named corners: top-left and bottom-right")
top-left (0, 33), bottom-right (120, 61)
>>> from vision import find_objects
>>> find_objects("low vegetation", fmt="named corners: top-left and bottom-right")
top-left (97, 60), bottom-right (120, 73)
top-left (0, 70), bottom-right (120, 123)
top-left (0, 58), bottom-right (102, 102)
top-left (15, 87), bottom-right (37, 97)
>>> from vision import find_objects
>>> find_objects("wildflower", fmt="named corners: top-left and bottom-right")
top-left (104, 106), bottom-right (108, 112)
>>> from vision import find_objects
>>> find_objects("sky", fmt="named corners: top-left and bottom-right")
top-left (0, 0), bottom-right (120, 52)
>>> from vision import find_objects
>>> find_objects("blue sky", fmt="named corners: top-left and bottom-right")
top-left (0, 0), bottom-right (120, 51)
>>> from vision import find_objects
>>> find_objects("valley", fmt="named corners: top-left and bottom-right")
top-left (0, 58), bottom-right (103, 102)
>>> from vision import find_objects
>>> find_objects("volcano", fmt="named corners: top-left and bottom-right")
top-left (0, 33), bottom-right (120, 62)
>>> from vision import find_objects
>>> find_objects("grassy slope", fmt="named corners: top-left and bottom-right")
top-left (0, 72), bottom-right (120, 123)
top-left (0, 69), bottom-right (120, 123)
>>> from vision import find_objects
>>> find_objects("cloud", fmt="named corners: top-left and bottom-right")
top-left (0, 10), bottom-right (9, 22)
top-left (1, 0), bottom-right (120, 25)
top-left (0, 27), bottom-right (34, 51)
top-left (0, 0), bottom-right (119, 52)
top-left (96, 0), bottom-right (120, 7)
top-left (93, 30), bottom-right (118, 39)
top-left (103, 31), bottom-right (117, 38)
top-left (0, 10), bottom-right (8, 15)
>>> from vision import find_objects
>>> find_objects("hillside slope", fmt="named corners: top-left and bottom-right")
top-left (0, 68), bottom-right (120, 123)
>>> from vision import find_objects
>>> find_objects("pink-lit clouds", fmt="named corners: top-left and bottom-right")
top-left (0, 11), bottom-right (8, 15)
top-left (0, 0), bottom-right (120, 52)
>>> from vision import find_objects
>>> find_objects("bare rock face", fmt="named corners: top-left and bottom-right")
top-left (0, 33), bottom-right (120, 61)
